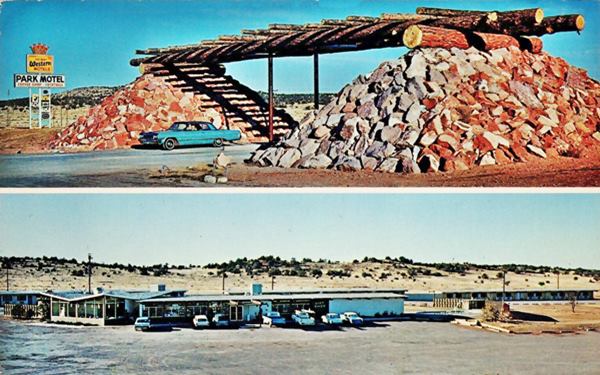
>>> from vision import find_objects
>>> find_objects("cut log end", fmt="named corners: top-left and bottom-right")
top-left (576, 15), bottom-right (585, 31)
top-left (534, 8), bottom-right (544, 24)
top-left (403, 25), bottom-right (423, 49)
top-left (518, 36), bottom-right (544, 54)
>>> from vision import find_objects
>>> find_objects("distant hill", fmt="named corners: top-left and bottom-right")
top-left (2, 255), bottom-right (598, 293)
top-left (1, 86), bottom-right (336, 109)
top-left (0, 86), bottom-right (122, 109)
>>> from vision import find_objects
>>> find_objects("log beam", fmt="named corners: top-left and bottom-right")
top-left (518, 36), bottom-right (543, 53)
top-left (529, 15), bottom-right (585, 35)
top-left (469, 32), bottom-right (519, 51)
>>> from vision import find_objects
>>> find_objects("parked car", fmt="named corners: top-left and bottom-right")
top-left (262, 311), bottom-right (286, 327)
top-left (193, 315), bottom-right (210, 329)
top-left (292, 310), bottom-right (316, 326)
top-left (321, 313), bottom-right (343, 325)
top-left (341, 312), bottom-right (364, 326)
top-left (138, 121), bottom-right (241, 150)
top-left (134, 317), bottom-right (172, 332)
top-left (134, 317), bottom-right (151, 331)
top-left (212, 314), bottom-right (230, 328)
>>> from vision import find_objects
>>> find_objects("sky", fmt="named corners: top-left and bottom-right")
top-left (1, 193), bottom-right (599, 269)
top-left (0, 0), bottom-right (599, 100)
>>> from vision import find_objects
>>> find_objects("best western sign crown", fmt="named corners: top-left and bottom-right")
top-left (27, 44), bottom-right (53, 74)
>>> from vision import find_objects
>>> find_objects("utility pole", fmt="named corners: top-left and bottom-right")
top-left (5, 260), bottom-right (9, 291)
top-left (222, 272), bottom-right (226, 295)
top-left (501, 270), bottom-right (506, 304)
top-left (557, 271), bottom-right (560, 289)
top-left (87, 253), bottom-right (92, 294)
top-left (271, 275), bottom-right (275, 291)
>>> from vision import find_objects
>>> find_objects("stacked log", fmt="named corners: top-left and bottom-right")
top-left (251, 46), bottom-right (600, 173)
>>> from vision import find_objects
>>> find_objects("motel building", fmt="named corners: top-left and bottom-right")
top-left (137, 284), bottom-right (406, 324)
top-left (438, 288), bottom-right (596, 302)
top-left (48, 285), bottom-right (185, 326)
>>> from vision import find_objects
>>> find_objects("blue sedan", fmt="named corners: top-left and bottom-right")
top-left (139, 121), bottom-right (242, 151)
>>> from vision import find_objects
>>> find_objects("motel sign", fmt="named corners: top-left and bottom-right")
top-left (13, 43), bottom-right (66, 128)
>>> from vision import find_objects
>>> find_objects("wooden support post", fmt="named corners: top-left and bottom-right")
top-left (268, 53), bottom-right (274, 142)
top-left (313, 53), bottom-right (319, 110)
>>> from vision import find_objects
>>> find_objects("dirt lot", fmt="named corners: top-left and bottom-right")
top-left (489, 303), bottom-right (600, 334)
top-left (0, 128), bottom-right (60, 154)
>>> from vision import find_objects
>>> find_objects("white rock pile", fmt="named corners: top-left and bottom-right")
top-left (251, 46), bottom-right (600, 173)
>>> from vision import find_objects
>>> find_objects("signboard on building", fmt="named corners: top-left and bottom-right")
top-left (26, 54), bottom-right (54, 74)
top-left (14, 74), bottom-right (66, 88)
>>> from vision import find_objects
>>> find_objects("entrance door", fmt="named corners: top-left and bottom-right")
top-left (229, 305), bottom-right (243, 321)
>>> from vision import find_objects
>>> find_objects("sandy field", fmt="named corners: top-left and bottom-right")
top-left (485, 303), bottom-right (600, 334)
top-left (6, 260), bottom-right (598, 295)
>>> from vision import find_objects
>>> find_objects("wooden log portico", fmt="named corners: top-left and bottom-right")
top-left (131, 7), bottom-right (585, 142)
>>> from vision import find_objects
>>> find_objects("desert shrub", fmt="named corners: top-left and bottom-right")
top-left (311, 269), bottom-right (323, 278)
top-left (482, 303), bottom-right (500, 322)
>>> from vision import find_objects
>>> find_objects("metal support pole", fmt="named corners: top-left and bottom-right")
top-left (313, 53), bottom-right (319, 110)
top-left (38, 86), bottom-right (42, 129)
top-left (268, 53), bottom-right (274, 142)
top-left (28, 88), bottom-right (32, 129)
top-left (5, 260), bottom-right (8, 291)
top-left (271, 276), bottom-right (275, 290)
top-left (557, 272), bottom-right (560, 289)
top-left (49, 88), bottom-right (52, 128)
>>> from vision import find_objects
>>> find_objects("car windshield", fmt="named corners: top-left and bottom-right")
top-left (269, 312), bottom-right (281, 317)
top-left (347, 313), bottom-right (357, 317)
top-left (297, 313), bottom-right (309, 318)
top-left (136, 318), bottom-right (149, 322)
top-left (328, 314), bottom-right (339, 318)
top-left (218, 316), bottom-right (228, 321)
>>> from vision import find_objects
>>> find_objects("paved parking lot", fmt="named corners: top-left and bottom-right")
top-left (2, 319), bottom-right (600, 374)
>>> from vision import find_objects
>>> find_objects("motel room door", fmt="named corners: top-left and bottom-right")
top-left (229, 305), bottom-right (243, 322)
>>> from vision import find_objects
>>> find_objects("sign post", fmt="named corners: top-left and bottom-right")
top-left (28, 88), bottom-right (32, 129)
top-left (15, 44), bottom-right (64, 129)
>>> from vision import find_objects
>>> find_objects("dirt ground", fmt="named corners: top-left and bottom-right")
top-left (485, 303), bottom-right (600, 334)
top-left (0, 128), bottom-right (60, 154)
top-left (155, 146), bottom-right (600, 187)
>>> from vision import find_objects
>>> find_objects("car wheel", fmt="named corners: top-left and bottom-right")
top-left (213, 138), bottom-right (223, 147)
top-left (163, 138), bottom-right (177, 151)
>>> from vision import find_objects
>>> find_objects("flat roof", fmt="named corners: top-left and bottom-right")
top-left (257, 287), bottom-right (406, 295)
top-left (140, 292), bottom-right (405, 304)
top-left (439, 288), bottom-right (598, 294)
top-left (46, 289), bottom-right (187, 302)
